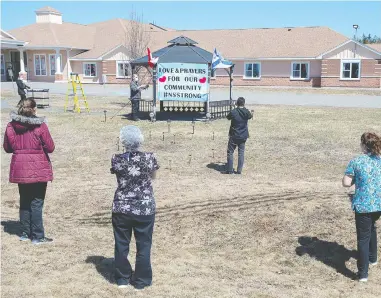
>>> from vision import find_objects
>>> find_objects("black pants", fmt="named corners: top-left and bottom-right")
top-left (355, 211), bottom-right (381, 278)
top-left (227, 137), bottom-right (246, 173)
top-left (18, 183), bottom-right (47, 240)
top-left (18, 94), bottom-right (26, 106)
top-left (112, 212), bottom-right (155, 287)
top-left (131, 100), bottom-right (140, 120)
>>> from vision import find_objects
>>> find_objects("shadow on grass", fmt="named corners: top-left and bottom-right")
top-left (86, 256), bottom-right (115, 284)
top-left (295, 236), bottom-right (357, 280)
top-left (206, 162), bottom-right (226, 173)
top-left (1, 220), bottom-right (21, 236)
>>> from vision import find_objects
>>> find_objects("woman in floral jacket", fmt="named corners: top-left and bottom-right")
top-left (110, 125), bottom-right (159, 289)
top-left (343, 132), bottom-right (381, 282)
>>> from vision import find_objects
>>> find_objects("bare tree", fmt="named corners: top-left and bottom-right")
top-left (125, 10), bottom-right (151, 61)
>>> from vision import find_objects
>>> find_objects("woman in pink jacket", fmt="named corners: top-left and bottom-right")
top-left (3, 98), bottom-right (55, 245)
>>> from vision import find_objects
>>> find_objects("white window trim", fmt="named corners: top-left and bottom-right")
top-left (340, 59), bottom-right (361, 81)
top-left (243, 62), bottom-right (261, 80)
top-left (1, 54), bottom-right (5, 76)
top-left (83, 62), bottom-right (97, 78)
top-left (115, 60), bottom-right (131, 79)
top-left (49, 54), bottom-right (63, 76)
top-left (290, 61), bottom-right (310, 80)
top-left (34, 54), bottom-right (47, 76)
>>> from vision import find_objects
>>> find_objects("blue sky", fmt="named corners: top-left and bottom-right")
top-left (1, 1), bottom-right (380, 39)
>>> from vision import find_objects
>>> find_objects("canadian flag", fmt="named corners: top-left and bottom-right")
top-left (147, 48), bottom-right (159, 68)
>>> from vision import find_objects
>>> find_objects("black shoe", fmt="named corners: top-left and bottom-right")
top-left (131, 282), bottom-right (151, 290)
top-left (234, 171), bottom-right (242, 175)
top-left (222, 171), bottom-right (234, 174)
top-left (116, 278), bottom-right (129, 288)
top-left (19, 232), bottom-right (30, 241)
top-left (31, 237), bottom-right (53, 245)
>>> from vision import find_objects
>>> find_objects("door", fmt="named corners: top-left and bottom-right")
top-left (10, 51), bottom-right (20, 79)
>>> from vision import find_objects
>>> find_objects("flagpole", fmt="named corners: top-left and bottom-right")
top-left (152, 64), bottom-right (157, 121)
top-left (230, 64), bottom-right (234, 111)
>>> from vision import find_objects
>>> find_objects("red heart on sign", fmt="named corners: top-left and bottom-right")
top-left (199, 77), bottom-right (206, 83)
top-left (159, 76), bottom-right (166, 83)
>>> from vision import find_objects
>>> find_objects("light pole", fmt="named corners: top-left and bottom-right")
top-left (353, 24), bottom-right (359, 58)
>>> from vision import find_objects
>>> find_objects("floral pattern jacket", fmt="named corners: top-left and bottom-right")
top-left (345, 154), bottom-right (381, 213)
top-left (111, 151), bottom-right (159, 216)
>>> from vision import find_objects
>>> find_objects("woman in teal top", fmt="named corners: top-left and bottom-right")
top-left (343, 132), bottom-right (381, 282)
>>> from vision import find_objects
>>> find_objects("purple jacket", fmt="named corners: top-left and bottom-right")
top-left (3, 112), bottom-right (55, 184)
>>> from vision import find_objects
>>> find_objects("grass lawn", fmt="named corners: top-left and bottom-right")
top-left (1, 94), bottom-right (381, 297)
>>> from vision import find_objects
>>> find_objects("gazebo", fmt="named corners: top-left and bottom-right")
top-left (131, 36), bottom-right (235, 120)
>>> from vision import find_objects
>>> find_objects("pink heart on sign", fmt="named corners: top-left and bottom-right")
top-left (159, 76), bottom-right (166, 83)
top-left (199, 77), bottom-right (206, 84)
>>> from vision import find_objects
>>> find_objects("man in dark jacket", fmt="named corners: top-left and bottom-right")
top-left (130, 73), bottom-right (149, 121)
top-left (16, 77), bottom-right (30, 104)
top-left (225, 97), bottom-right (253, 174)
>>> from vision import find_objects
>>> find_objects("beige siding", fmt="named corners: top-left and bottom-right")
top-left (324, 42), bottom-right (380, 59)
top-left (103, 46), bottom-right (130, 61)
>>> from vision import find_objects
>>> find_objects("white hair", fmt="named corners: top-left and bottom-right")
top-left (120, 125), bottom-right (144, 151)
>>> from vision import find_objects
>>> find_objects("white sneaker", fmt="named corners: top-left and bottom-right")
top-left (370, 261), bottom-right (378, 266)
top-left (359, 278), bottom-right (368, 282)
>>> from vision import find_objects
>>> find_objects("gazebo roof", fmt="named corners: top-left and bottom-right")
top-left (167, 36), bottom-right (198, 45)
top-left (131, 35), bottom-right (212, 65)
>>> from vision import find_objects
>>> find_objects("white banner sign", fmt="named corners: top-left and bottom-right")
top-left (157, 63), bottom-right (209, 102)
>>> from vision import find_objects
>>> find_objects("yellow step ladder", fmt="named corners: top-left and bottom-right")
top-left (65, 73), bottom-right (89, 113)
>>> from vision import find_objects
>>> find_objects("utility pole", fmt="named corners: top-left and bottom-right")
top-left (353, 24), bottom-right (359, 58)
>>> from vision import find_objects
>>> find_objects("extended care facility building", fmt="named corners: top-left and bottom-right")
top-left (1, 6), bottom-right (381, 88)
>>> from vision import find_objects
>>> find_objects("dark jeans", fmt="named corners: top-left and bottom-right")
top-left (18, 183), bottom-right (47, 240)
top-left (112, 212), bottom-right (155, 287)
top-left (131, 100), bottom-right (140, 120)
top-left (355, 211), bottom-right (381, 278)
top-left (227, 137), bottom-right (246, 173)
top-left (18, 94), bottom-right (26, 105)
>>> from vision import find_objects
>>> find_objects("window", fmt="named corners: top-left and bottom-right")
top-left (83, 63), bottom-right (97, 77)
top-left (291, 62), bottom-right (309, 79)
top-left (341, 60), bottom-right (360, 80)
top-left (49, 54), bottom-right (62, 76)
top-left (244, 63), bottom-right (261, 79)
top-left (34, 54), bottom-right (47, 76)
top-left (116, 61), bottom-right (131, 78)
top-left (1, 54), bottom-right (5, 76)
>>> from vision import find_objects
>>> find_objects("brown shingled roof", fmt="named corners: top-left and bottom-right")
top-left (146, 26), bottom-right (349, 59)
top-left (8, 22), bottom-right (95, 49)
top-left (74, 26), bottom-right (349, 59)
top-left (8, 17), bottom-right (350, 60)
top-left (72, 18), bottom-right (169, 59)
top-left (368, 43), bottom-right (381, 53)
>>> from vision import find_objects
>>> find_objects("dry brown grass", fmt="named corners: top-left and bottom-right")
top-left (1, 95), bottom-right (381, 298)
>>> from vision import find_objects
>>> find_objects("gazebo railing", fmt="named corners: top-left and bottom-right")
top-left (209, 100), bottom-right (236, 119)
top-left (160, 101), bottom-right (206, 113)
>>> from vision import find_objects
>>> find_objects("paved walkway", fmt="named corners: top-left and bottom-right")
top-left (1, 82), bottom-right (380, 108)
